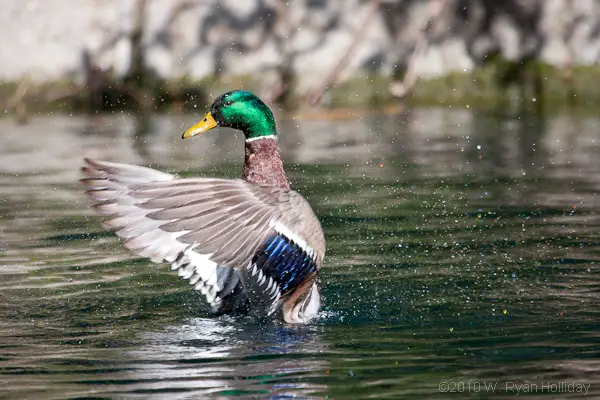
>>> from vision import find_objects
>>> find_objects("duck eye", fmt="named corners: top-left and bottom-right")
top-left (224, 100), bottom-right (233, 106)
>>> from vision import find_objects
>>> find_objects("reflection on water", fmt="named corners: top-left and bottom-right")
top-left (129, 318), bottom-right (329, 398)
top-left (1, 109), bottom-right (600, 398)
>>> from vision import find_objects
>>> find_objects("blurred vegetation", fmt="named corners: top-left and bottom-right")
top-left (2, 0), bottom-right (598, 118)
top-left (2, 56), bottom-right (598, 118)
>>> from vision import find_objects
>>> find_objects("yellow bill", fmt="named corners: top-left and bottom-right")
top-left (182, 112), bottom-right (218, 139)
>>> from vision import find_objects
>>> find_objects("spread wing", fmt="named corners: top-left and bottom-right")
top-left (81, 158), bottom-right (325, 315)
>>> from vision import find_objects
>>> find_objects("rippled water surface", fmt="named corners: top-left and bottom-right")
top-left (2, 109), bottom-right (600, 399)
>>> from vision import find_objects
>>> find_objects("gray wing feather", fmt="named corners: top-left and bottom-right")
top-left (81, 158), bottom-right (326, 314)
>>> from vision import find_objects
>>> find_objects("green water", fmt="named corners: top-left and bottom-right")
top-left (1, 109), bottom-right (600, 399)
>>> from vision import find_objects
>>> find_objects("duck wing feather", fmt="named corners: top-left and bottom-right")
top-left (81, 158), bottom-right (325, 316)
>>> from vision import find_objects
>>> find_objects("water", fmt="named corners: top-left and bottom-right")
top-left (1, 108), bottom-right (600, 399)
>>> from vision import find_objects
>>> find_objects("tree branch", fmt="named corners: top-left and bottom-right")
top-left (306, 0), bottom-right (380, 106)
top-left (389, 0), bottom-right (447, 99)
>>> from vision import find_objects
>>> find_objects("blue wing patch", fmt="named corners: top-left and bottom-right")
top-left (252, 233), bottom-right (317, 294)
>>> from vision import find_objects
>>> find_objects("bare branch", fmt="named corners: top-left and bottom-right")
top-left (306, 0), bottom-right (380, 106)
top-left (389, 0), bottom-right (447, 99)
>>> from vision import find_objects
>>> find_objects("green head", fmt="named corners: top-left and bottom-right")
top-left (183, 90), bottom-right (277, 140)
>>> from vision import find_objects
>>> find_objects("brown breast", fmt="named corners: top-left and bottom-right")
top-left (243, 138), bottom-right (290, 189)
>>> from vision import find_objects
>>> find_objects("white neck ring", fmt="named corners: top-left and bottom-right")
top-left (245, 134), bottom-right (278, 143)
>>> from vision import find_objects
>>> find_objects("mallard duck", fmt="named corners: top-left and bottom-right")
top-left (81, 90), bottom-right (325, 323)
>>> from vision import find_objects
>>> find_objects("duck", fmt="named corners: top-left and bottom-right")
top-left (81, 90), bottom-right (326, 324)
